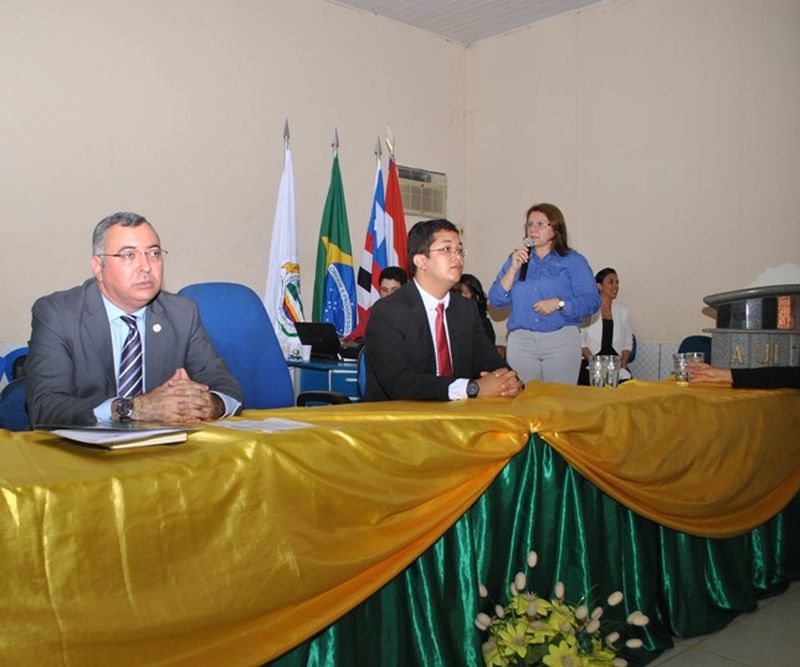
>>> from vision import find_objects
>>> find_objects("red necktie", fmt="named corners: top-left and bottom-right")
top-left (435, 302), bottom-right (452, 377)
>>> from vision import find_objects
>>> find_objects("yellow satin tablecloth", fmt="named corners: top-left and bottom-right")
top-left (1, 381), bottom-right (798, 665)
top-left (504, 380), bottom-right (800, 538)
top-left (0, 407), bottom-right (528, 665)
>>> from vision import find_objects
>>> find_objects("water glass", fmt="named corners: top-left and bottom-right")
top-left (673, 352), bottom-right (704, 385)
top-left (597, 355), bottom-right (621, 388)
top-left (587, 357), bottom-right (606, 387)
top-left (603, 355), bottom-right (621, 388)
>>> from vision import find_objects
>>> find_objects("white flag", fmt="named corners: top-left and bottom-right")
top-left (264, 146), bottom-right (304, 347)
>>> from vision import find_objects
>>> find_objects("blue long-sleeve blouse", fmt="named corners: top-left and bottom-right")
top-left (488, 250), bottom-right (600, 333)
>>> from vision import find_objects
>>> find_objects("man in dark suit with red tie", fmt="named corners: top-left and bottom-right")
top-left (364, 219), bottom-right (523, 401)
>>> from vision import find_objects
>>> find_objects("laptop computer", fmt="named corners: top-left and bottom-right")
top-left (294, 322), bottom-right (343, 360)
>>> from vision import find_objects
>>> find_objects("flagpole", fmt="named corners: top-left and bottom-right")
top-left (385, 124), bottom-right (394, 159)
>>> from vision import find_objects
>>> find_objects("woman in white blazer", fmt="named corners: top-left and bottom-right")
top-left (578, 267), bottom-right (634, 384)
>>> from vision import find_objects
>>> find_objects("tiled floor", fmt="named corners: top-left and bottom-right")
top-left (648, 581), bottom-right (800, 666)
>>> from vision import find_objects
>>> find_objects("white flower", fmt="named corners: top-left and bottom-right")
top-left (612, 659), bottom-right (628, 667)
top-left (495, 604), bottom-right (505, 619)
top-left (474, 613), bottom-right (491, 631)
top-left (526, 601), bottom-right (538, 617)
top-left (478, 583), bottom-right (488, 598)
top-left (591, 606), bottom-right (604, 620)
top-left (527, 550), bottom-right (538, 568)
top-left (509, 581), bottom-right (518, 596)
top-left (605, 631), bottom-right (620, 645)
top-left (607, 591), bottom-right (623, 606)
top-left (481, 640), bottom-right (496, 655)
top-left (625, 638), bottom-right (643, 649)
top-left (585, 619), bottom-right (600, 634)
top-left (554, 581), bottom-right (565, 599)
top-left (514, 571), bottom-right (527, 591)
top-left (627, 611), bottom-right (650, 626)
top-left (575, 604), bottom-right (588, 620)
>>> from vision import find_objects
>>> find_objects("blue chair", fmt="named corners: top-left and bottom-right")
top-left (678, 335), bottom-right (712, 364)
top-left (178, 282), bottom-right (296, 409)
top-left (3, 347), bottom-right (27, 382)
top-left (178, 282), bottom-right (349, 409)
top-left (0, 377), bottom-right (29, 431)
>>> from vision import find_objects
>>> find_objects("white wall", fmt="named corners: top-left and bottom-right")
top-left (0, 0), bottom-right (465, 341)
top-left (466, 0), bottom-right (800, 343)
top-left (2, 0), bottom-right (799, 347)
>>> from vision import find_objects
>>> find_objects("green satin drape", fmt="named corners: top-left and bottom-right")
top-left (272, 435), bottom-right (800, 666)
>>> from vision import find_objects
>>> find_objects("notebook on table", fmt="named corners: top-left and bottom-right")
top-left (43, 421), bottom-right (191, 449)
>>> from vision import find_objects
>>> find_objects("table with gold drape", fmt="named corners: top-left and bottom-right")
top-left (1, 381), bottom-right (798, 665)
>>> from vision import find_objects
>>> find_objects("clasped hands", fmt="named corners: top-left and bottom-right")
top-left (475, 368), bottom-right (524, 398)
top-left (132, 368), bottom-right (223, 422)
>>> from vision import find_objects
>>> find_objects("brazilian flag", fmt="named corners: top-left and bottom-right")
top-left (312, 154), bottom-right (357, 337)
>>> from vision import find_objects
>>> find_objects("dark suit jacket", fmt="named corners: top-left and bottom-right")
top-left (732, 366), bottom-right (800, 389)
top-left (26, 279), bottom-right (242, 426)
top-left (364, 282), bottom-right (506, 401)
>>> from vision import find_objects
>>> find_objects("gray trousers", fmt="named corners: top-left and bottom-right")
top-left (506, 326), bottom-right (581, 384)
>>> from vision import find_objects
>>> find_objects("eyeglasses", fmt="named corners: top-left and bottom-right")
top-left (98, 248), bottom-right (168, 263)
top-left (430, 246), bottom-right (468, 258)
top-left (526, 220), bottom-right (551, 230)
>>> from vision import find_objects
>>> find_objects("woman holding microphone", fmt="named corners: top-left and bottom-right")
top-left (488, 203), bottom-right (599, 383)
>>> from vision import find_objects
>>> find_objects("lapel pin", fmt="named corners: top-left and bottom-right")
top-left (153, 324), bottom-right (162, 333)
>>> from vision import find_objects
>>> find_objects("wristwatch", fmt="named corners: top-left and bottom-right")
top-left (557, 299), bottom-right (566, 311)
top-left (466, 380), bottom-right (480, 399)
top-left (115, 397), bottom-right (134, 421)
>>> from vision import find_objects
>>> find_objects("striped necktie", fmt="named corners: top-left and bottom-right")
top-left (118, 315), bottom-right (144, 397)
top-left (435, 302), bottom-right (452, 377)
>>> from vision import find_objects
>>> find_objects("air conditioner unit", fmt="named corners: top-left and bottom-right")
top-left (397, 165), bottom-right (447, 218)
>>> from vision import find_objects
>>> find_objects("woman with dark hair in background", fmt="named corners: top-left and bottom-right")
top-left (453, 273), bottom-right (495, 345)
top-left (488, 203), bottom-right (599, 383)
top-left (578, 267), bottom-right (634, 385)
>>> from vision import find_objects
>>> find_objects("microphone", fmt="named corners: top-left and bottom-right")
top-left (518, 238), bottom-right (534, 282)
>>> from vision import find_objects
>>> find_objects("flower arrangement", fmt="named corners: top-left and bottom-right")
top-left (474, 550), bottom-right (649, 666)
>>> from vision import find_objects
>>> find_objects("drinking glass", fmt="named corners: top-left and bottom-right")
top-left (587, 357), bottom-right (606, 387)
top-left (673, 352), bottom-right (704, 385)
top-left (602, 355), bottom-right (621, 388)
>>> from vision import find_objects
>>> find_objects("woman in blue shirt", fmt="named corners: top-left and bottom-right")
top-left (488, 203), bottom-right (599, 384)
